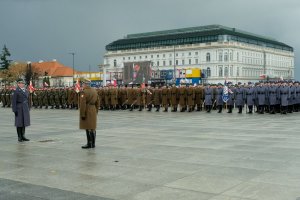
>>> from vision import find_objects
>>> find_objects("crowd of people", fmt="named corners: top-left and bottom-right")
top-left (1, 80), bottom-right (299, 115)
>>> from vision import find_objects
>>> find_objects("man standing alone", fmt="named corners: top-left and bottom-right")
top-left (12, 79), bottom-right (30, 142)
top-left (80, 79), bottom-right (99, 149)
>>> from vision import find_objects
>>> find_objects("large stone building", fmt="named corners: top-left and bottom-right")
top-left (103, 25), bottom-right (294, 84)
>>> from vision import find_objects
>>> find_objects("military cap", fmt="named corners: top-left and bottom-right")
top-left (16, 78), bottom-right (25, 83)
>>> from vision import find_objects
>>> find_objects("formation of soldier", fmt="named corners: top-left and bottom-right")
top-left (1, 80), bottom-right (300, 115)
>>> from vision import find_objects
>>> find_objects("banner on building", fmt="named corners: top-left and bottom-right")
top-left (123, 61), bottom-right (151, 84)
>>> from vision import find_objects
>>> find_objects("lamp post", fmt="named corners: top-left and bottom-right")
top-left (69, 52), bottom-right (75, 86)
top-left (98, 64), bottom-right (109, 86)
top-left (173, 45), bottom-right (176, 83)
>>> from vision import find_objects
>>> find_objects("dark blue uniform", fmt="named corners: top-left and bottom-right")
top-left (12, 86), bottom-right (31, 142)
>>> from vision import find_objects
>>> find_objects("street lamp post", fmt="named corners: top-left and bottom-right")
top-left (173, 45), bottom-right (176, 83)
top-left (69, 52), bottom-right (75, 86)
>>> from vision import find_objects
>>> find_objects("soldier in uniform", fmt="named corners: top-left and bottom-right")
top-left (153, 85), bottom-right (162, 112)
top-left (136, 85), bottom-right (144, 111)
top-left (194, 85), bottom-right (204, 111)
top-left (186, 84), bottom-right (195, 112)
top-left (267, 81), bottom-right (278, 114)
top-left (170, 84), bottom-right (178, 112)
top-left (110, 85), bottom-right (118, 110)
top-left (226, 82), bottom-right (235, 113)
top-left (279, 81), bottom-right (290, 114)
top-left (245, 82), bottom-right (255, 114)
top-left (215, 83), bottom-right (224, 113)
top-left (161, 85), bottom-right (170, 112)
top-left (80, 79), bottom-right (99, 149)
top-left (12, 79), bottom-right (30, 142)
top-left (288, 81), bottom-right (296, 113)
top-left (255, 82), bottom-right (267, 114)
top-left (145, 84), bottom-right (153, 111)
top-left (234, 82), bottom-right (245, 114)
top-left (295, 81), bottom-right (300, 112)
top-left (6, 87), bottom-right (12, 107)
top-left (204, 84), bottom-right (213, 113)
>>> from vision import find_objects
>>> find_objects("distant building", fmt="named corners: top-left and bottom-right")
top-left (104, 25), bottom-right (294, 84)
top-left (32, 60), bottom-right (75, 87)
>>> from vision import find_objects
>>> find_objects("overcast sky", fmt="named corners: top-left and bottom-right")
top-left (0, 0), bottom-right (299, 78)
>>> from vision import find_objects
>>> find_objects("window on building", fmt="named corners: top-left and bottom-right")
top-left (163, 61), bottom-right (166, 66)
top-left (176, 53), bottom-right (178, 57)
top-left (157, 61), bottom-right (159, 66)
top-left (134, 56), bottom-right (136, 60)
top-left (145, 55), bottom-right (147, 59)
top-left (230, 66), bottom-right (233, 76)
top-left (224, 66), bottom-right (229, 77)
top-left (169, 60), bottom-right (172, 66)
top-left (195, 59), bottom-right (198, 64)
top-left (123, 57), bottom-right (125, 60)
top-left (113, 60), bottom-right (117, 67)
top-left (237, 67), bottom-right (240, 76)
top-left (157, 54), bottom-right (159, 58)
top-left (207, 67), bottom-right (211, 77)
top-left (189, 52), bottom-right (191, 56)
top-left (230, 51), bottom-right (233, 61)
top-left (176, 60), bottom-right (178, 65)
top-left (139, 56), bottom-right (142, 59)
top-left (237, 52), bottom-right (239, 61)
top-left (206, 53), bottom-right (211, 62)
top-left (151, 55), bottom-right (153, 58)
top-left (219, 52), bottom-right (223, 61)
top-left (195, 52), bottom-right (198, 56)
top-left (218, 66), bottom-right (223, 77)
top-left (163, 54), bottom-right (165, 58)
top-left (128, 57), bottom-right (130, 60)
top-left (189, 59), bottom-right (191, 65)
top-left (182, 59), bottom-right (185, 65)
top-left (224, 52), bottom-right (228, 62)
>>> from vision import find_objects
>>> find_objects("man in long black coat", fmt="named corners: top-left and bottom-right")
top-left (12, 79), bottom-right (30, 142)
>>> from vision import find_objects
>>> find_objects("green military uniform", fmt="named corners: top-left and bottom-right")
top-left (187, 86), bottom-right (195, 112)
top-left (161, 86), bottom-right (170, 112)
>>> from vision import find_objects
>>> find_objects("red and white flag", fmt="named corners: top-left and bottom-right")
top-left (28, 81), bottom-right (35, 93)
top-left (75, 79), bottom-right (80, 93)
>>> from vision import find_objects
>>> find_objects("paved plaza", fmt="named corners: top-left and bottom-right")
top-left (1, 107), bottom-right (300, 200)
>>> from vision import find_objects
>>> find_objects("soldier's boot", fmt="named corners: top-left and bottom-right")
top-left (227, 106), bottom-right (232, 113)
top-left (164, 107), bottom-right (168, 112)
top-left (138, 106), bottom-right (142, 111)
top-left (45, 106), bottom-right (48, 109)
top-left (218, 105), bottom-right (222, 113)
top-left (238, 106), bottom-right (242, 113)
top-left (196, 106), bottom-right (200, 111)
top-left (50, 105), bottom-right (54, 109)
top-left (82, 130), bottom-right (92, 149)
top-left (248, 106), bottom-right (253, 114)
top-left (156, 105), bottom-right (160, 112)
top-left (90, 130), bottom-right (96, 148)
top-left (17, 127), bottom-right (23, 142)
top-left (21, 127), bottom-right (30, 141)
top-left (129, 105), bottom-right (133, 111)
top-left (39, 105), bottom-right (42, 109)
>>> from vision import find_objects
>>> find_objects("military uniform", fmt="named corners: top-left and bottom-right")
top-left (234, 83), bottom-right (245, 113)
top-left (80, 83), bottom-right (99, 149)
top-left (204, 85), bottom-right (213, 112)
top-left (170, 85), bottom-right (178, 112)
top-left (178, 85), bottom-right (187, 112)
top-left (161, 86), bottom-right (170, 112)
top-left (186, 86), bottom-right (195, 112)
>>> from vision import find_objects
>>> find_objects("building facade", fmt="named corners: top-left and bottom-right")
top-left (103, 25), bottom-right (294, 84)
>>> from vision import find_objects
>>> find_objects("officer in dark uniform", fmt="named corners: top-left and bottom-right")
top-left (235, 82), bottom-right (245, 114)
top-left (215, 83), bottom-right (224, 113)
top-left (12, 79), bottom-right (30, 142)
top-left (245, 82), bottom-right (255, 114)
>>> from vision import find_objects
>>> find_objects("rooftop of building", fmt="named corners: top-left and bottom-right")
top-left (106, 24), bottom-right (293, 52)
top-left (32, 60), bottom-right (76, 77)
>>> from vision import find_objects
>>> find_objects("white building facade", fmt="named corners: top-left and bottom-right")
top-left (104, 25), bottom-right (294, 84)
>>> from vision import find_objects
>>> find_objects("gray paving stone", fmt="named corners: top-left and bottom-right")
top-left (1, 107), bottom-right (300, 199)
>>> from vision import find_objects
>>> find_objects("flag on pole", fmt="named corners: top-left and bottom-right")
top-left (75, 79), bottom-right (80, 93)
top-left (222, 80), bottom-right (229, 103)
top-left (28, 81), bottom-right (35, 93)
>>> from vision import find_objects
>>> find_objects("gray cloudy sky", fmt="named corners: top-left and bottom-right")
top-left (0, 0), bottom-right (299, 78)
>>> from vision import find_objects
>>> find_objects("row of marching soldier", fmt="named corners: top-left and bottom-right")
top-left (2, 80), bottom-right (299, 115)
